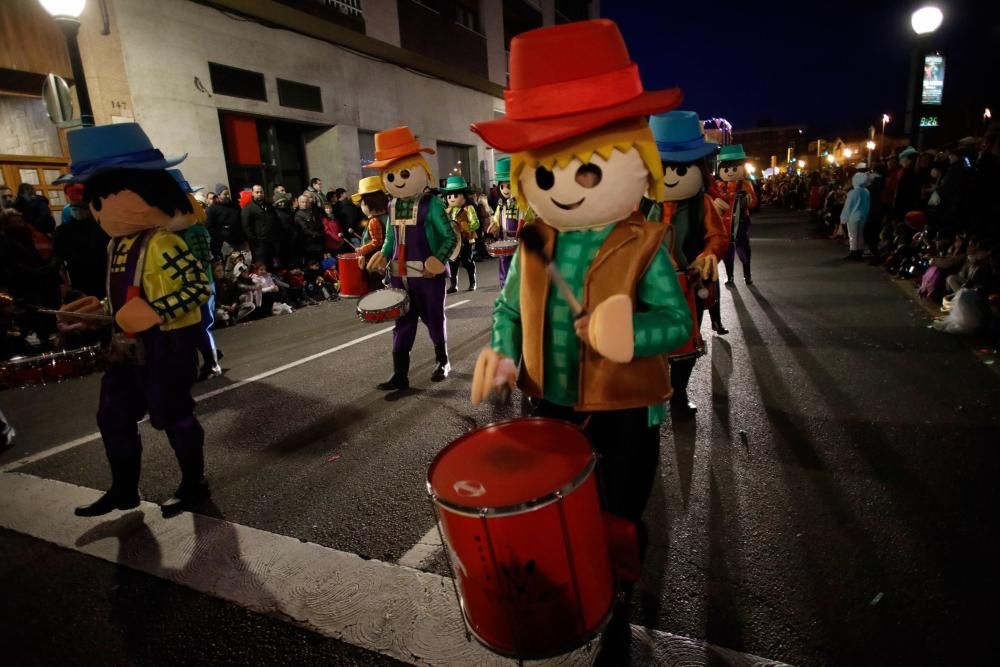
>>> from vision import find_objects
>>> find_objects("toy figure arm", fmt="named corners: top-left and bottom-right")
top-left (380, 221), bottom-right (395, 258)
top-left (466, 205), bottom-right (480, 232)
top-left (491, 250), bottom-right (523, 363)
top-left (425, 197), bottom-right (458, 264)
top-left (356, 218), bottom-right (384, 256)
top-left (143, 232), bottom-right (211, 325)
top-left (632, 246), bottom-right (691, 357)
top-left (697, 193), bottom-right (730, 261)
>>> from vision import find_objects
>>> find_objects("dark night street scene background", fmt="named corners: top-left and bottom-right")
top-left (1, 0), bottom-right (998, 666)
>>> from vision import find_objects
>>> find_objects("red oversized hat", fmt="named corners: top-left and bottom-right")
top-left (471, 19), bottom-right (682, 153)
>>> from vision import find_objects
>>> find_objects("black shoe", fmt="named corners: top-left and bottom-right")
top-left (446, 285), bottom-right (458, 295)
top-left (160, 478), bottom-right (211, 517)
top-left (467, 282), bottom-right (477, 292)
top-left (724, 280), bottom-right (735, 287)
top-left (712, 321), bottom-right (729, 335)
top-left (377, 351), bottom-right (410, 390)
top-left (431, 344), bottom-right (450, 382)
top-left (670, 397), bottom-right (697, 419)
top-left (744, 278), bottom-right (754, 285)
top-left (75, 489), bottom-right (141, 517)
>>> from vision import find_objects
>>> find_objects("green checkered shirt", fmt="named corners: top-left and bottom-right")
top-left (492, 225), bottom-right (689, 425)
top-left (394, 198), bottom-right (415, 220)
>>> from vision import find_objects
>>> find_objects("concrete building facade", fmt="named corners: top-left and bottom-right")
top-left (1, 0), bottom-right (599, 198)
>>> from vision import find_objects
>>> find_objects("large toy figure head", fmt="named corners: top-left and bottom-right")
top-left (495, 156), bottom-right (512, 199)
top-left (471, 20), bottom-right (682, 231)
top-left (649, 111), bottom-right (719, 202)
top-left (365, 126), bottom-right (435, 199)
top-left (352, 176), bottom-right (389, 217)
top-left (55, 123), bottom-right (191, 238)
top-left (717, 144), bottom-right (749, 183)
top-left (441, 176), bottom-right (471, 208)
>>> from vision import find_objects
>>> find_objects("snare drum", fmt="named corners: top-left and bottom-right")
top-left (0, 345), bottom-right (103, 390)
top-left (428, 418), bottom-right (615, 659)
top-left (487, 239), bottom-right (519, 257)
top-left (356, 288), bottom-right (410, 323)
top-left (668, 272), bottom-right (704, 360)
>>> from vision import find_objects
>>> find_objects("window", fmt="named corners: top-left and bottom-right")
top-left (455, 0), bottom-right (481, 33)
top-left (208, 62), bottom-right (267, 101)
top-left (277, 78), bottom-right (323, 112)
top-left (358, 130), bottom-right (378, 177)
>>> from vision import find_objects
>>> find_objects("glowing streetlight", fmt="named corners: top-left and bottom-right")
top-left (38, 0), bottom-right (92, 126)
top-left (744, 162), bottom-right (755, 174)
top-left (986, 108), bottom-right (993, 121)
top-left (911, 6), bottom-right (943, 35)
top-left (842, 148), bottom-right (853, 159)
top-left (796, 160), bottom-right (805, 169)
top-left (826, 155), bottom-right (836, 164)
top-left (880, 114), bottom-right (891, 159)
top-left (866, 141), bottom-right (876, 150)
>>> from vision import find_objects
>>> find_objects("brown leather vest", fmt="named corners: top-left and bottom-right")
top-left (518, 213), bottom-right (673, 411)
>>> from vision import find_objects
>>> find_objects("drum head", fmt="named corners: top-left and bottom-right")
top-left (429, 418), bottom-right (593, 511)
top-left (358, 288), bottom-right (405, 310)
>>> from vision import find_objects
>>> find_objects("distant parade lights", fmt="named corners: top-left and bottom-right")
top-left (911, 6), bottom-right (944, 35)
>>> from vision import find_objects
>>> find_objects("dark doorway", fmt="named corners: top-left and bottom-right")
top-left (218, 111), bottom-right (321, 198)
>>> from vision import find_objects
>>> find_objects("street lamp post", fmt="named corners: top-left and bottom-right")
top-left (906, 6), bottom-right (943, 148)
top-left (880, 114), bottom-right (890, 159)
top-left (39, 0), bottom-right (93, 127)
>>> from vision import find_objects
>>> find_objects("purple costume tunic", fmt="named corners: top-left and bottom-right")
top-left (495, 197), bottom-right (520, 288)
top-left (388, 196), bottom-right (448, 353)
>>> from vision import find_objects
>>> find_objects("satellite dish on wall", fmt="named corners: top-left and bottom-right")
top-left (42, 73), bottom-right (75, 126)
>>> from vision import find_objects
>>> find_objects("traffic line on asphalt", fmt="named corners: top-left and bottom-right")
top-left (398, 525), bottom-right (442, 570)
top-left (0, 472), bottom-right (790, 666)
top-left (0, 299), bottom-right (472, 474)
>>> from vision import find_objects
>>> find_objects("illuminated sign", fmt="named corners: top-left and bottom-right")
top-left (919, 116), bottom-right (939, 128)
top-left (921, 54), bottom-right (945, 106)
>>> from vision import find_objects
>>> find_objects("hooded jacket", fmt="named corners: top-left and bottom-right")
top-left (841, 172), bottom-right (871, 226)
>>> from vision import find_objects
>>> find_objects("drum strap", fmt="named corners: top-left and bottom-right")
top-left (389, 200), bottom-right (408, 290)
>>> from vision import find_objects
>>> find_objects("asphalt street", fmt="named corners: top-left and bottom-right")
top-left (1, 209), bottom-right (998, 666)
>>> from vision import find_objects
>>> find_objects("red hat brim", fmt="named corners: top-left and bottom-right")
top-left (472, 88), bottom-right (683, 153)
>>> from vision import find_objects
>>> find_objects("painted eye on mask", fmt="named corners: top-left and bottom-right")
top-left (535, 166), bottom-right (555, 191)
top-left (400, 169), bottom-right (410, 179)
top-left (575, 164), bottom-right (603, 188)
top-left (386, 173), bottom-right (395, 183)
top-left (674, 166), bottom-right (688, 177)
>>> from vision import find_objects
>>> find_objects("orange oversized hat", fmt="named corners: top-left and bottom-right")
top-left (471, 19), bottom-right (682, 153)
top-left (365, 126), bottom-right (435, 169)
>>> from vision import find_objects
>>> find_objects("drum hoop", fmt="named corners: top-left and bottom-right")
top-left (426, 417), bottom-right (597, 518)
top-left (355, 288), bottom-right (409, 320)
top-left (458, 588), bottom-right (616, 660)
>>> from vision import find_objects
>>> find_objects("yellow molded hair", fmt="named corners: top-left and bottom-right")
top-left (510, 118), bottom-right (664, 210)
top-left (382, 154), bottom-right (434, 181)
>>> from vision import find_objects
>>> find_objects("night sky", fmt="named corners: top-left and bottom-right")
top-left (602, 0), bottom-right (977, 137)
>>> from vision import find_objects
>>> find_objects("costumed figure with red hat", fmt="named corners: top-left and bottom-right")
top-left (716, 144), bottom-right (758, 286)
top-left (470, 19), bottom-right (691, 554)
top-left (645, 111), bottom-right (729, 418)
top-left (441, 175), bottom-right (480, 293)
top-left (486, 156), bottom-right (523, 288)
top-left (365, 127), bottom-right (458, 390)
top-left (55, 123), bottom-right (212, 518)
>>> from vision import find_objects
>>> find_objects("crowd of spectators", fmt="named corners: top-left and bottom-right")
top-left (763, 126), bottom-right (1000, 344)
top-left (1, 175), bottom-right (498, 371)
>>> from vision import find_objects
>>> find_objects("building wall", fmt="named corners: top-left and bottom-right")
top-left (102, 0), bottom-right (500, 192)
top-left (396, 0), bottom-right (489, 81)
top-left (363, 0), bottom-right (402, 46)
top-left (0, 96), bottom-right (61, 157)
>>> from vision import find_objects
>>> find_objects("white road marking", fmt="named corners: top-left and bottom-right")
top-left (0, 472), bottom-right (790, 666)
top-left (0, 299), bottom-right (472, 474)
top-left (397, 525), bottom-right (443, 570)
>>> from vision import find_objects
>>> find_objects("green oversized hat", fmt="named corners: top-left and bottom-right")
top-left (717, 144), bottom-right (747, 163)
top-left (495, 156), bottom-right (511, 182)
top-left (441, 175), bottom-right (470, 193)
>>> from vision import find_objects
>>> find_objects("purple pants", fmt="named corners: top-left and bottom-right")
top-left (723, 234), bottom-right (751, 281)
top-left (498, 255), bottom-right (513, 289)
top-left (97, 326), bottom-right (204, 460)
top-left (390, 275), bottom-right (447, 352)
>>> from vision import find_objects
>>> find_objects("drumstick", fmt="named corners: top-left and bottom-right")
top-left (518, 225), bottom-right (586, 318)
top-left (37, 308), bottom-right (113, 322)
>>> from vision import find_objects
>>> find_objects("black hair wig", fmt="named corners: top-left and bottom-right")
top-left (86, 169), bottom-right (193, 217)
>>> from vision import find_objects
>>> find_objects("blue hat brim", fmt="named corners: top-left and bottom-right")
top-left (658, 143), bottom-right (719, 163)
top-left (54, 154), bottom-right (188, 184)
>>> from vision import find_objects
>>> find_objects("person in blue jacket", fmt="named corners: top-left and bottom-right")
top-left (841, 171), bottom-right (871, 261)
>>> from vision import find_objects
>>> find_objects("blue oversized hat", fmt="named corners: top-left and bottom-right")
top-left (168, 169), bottom-right (201, 194)
top-left (54, 122), bottom-right (186, 184)
top-left (650, 111), bottom-right (719, 163)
